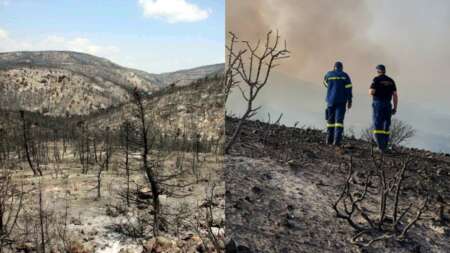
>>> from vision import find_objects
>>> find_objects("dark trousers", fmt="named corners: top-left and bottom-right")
top-left (326, 103), bottom-right (346, 145)
top-left (372, 100), bottom-right (392, 150)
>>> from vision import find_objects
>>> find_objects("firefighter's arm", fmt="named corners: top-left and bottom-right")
top-left (346, 74), bottom-right (353, 109)
top-left (369, 78), bottom-right (376, 96)
top-left (347, 90), bottom-right (352, 109)
top-left (392, 91), bottom-right (398, 114)
top-left (323, 75), bottom-right (328, 87)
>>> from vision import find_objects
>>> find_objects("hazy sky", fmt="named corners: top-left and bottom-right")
top-left (0, 0), bottom-right (224, 73)
top-left (227, 0), bottom-right (450, 108)
top-left (227, 0), bottom-right (450, 152)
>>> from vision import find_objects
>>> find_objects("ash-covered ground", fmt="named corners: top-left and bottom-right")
top-left (2, 150), bottom-right (224, 253)
top-left (225, 117), bottom-right (450, 253)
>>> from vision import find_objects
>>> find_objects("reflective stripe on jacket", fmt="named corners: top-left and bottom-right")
top-left (324, 70), bottom-right (352, 106)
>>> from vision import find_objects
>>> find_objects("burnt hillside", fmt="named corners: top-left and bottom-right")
top-left (225, 117), bottom-right (450, 253)
top-left (0, 51), bottom-right (223, 116)
top-left (1, 77), bottom-right (225, 158)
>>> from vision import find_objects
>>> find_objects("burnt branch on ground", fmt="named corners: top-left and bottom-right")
top-left (0, 171), bottom-right (24, 251)
top-left (332, 156), bottom-right (429, 248)
top-left (226, 116), bottom-right (450, 252)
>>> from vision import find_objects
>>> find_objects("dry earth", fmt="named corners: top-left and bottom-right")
top-left (225, 117), bottom-right (450, 253)
top-left (3, 149), bottom-right (224, 253)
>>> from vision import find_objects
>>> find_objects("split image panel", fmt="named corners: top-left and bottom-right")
top-left (0, 1), bottom-right (225, 252)
top-left (225, 0), bottom-right (450, 252)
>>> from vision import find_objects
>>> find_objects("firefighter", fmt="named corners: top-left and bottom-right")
top-left (323, 61), bottom-right (353, 146)
top-left (369, 64), bottom-right (398, 152)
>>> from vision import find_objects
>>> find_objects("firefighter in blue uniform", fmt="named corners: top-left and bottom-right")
top-left (370, 64), bottom-right (398, 152)
top-left (323, 61), bottom-right (353, 146)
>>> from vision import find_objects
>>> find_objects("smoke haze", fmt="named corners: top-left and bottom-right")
top-left (227, 0), bottom-right (392, 86)
top-left (227, 0), bottom-right (450, 103)
top-left (227, 0), bottom-right (450, 152)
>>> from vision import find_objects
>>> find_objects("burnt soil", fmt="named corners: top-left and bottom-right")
top-left (225, 117), bottom-right (450, 253)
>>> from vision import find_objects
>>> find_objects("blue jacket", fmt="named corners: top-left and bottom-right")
top-left (324, 70), bottom-right (353, 106)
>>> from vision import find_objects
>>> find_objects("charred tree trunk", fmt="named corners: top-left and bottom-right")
top-left (133, 89), bottom-right (161, 237)
top-left (20, 111), bottom-right (42, 176)
top-left (38, 181), bottom-right (46, 253)
top-left (224, 31), bottom-right (289, 153)
top-left (122, 122), bottom-right (131, 207)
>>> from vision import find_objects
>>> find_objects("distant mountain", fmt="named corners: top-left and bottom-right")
top-left (0, 51), bottom-right (224, 115)
top-left (155, 63), bottom-right (224, 87)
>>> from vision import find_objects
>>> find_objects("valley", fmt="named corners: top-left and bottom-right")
top-left (0, 51), bottom-right (225, 253)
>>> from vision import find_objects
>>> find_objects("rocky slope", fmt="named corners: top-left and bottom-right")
top-left (225, 117), bottom-right (450, 253)
top-left (0, 51), bottom-right (223, 115)
top-left (86, 77), bottom-right (224, 142)
top-left (0, 62), bottom-right (225, 253)
top-left (0, 78), bottom-right (224, 154)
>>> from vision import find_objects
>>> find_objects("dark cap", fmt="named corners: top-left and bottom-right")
top-left (376, 64), bottom-right (386, 72)
top-left (334, 61), bottom-right (343, 70)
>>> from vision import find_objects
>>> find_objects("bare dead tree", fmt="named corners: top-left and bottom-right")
top-left (388, 119), bottom-right (416, 146)
top-left (32, 125), bottom-right (50, 167)
top-left (95, 160), bottom-right (105, 200)
top-left (0, 126), bottom-right (12, 165)
top-left (361, 119), bottom-right (416, 147)
top-left (332, 156), bottom-right (429, 248)
top-left (126, 89), bottom-right (200, 237)
top-left (120, 121), bottom-right (133, 207)
top-left (0, 112), bottom-right (23, 164)
top-left (191, 180), bottom-right (224, 252)
top-left (19, 111), bottom-right (42, 176)
top-left (75, 121), bottom-right (93, 175)
top-left (61, 114), bottom-right (69, 159)
top-left (188, 117), bottom-right (202, 183)
top-left (51, 129), bottom-right (62, 179)
top-left (92, 131), bottom-right (99, 164)
top-left (225, 31), bottom-right (290, 153)
top-left (0, 171), bottom-right (24, 252)
top-left (93, 127), bottom-right (113, 200)
top-left (172, 201), bottom-right (190, 239)
top-left (132, 88), bottom-right (162, 237)
top-left (203, 181), bottom-right (223, 252)
top-left (55, 180), bottom-right (71, 252)
top-left (104, 127), bottom-right (113, 172)
top-left (224, 32), bottom-right (246, 103)
top-left (38, 180), bottom-right (46, 253)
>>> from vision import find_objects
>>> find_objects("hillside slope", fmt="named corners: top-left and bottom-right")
top-left (0, 51), bottom-right (223, 115)
top-left (0, 77), bottom-right (225, 150)
top-left (0, 80), bottom-right (225, 253)
top-left (225, 117), bottom-right (450, 253)
top-left (85, 77), bottom-right (224, 141)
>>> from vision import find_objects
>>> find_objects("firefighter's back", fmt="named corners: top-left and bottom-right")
top-left (325, 70), bottom-right (351, 105)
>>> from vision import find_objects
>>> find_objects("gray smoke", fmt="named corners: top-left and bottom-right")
top-left (227, 0), bottom-right (450, 105)
top-left (227, 0), bottom-right (392, 85)
top-left (227, 0), bottom-right (450, 152)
